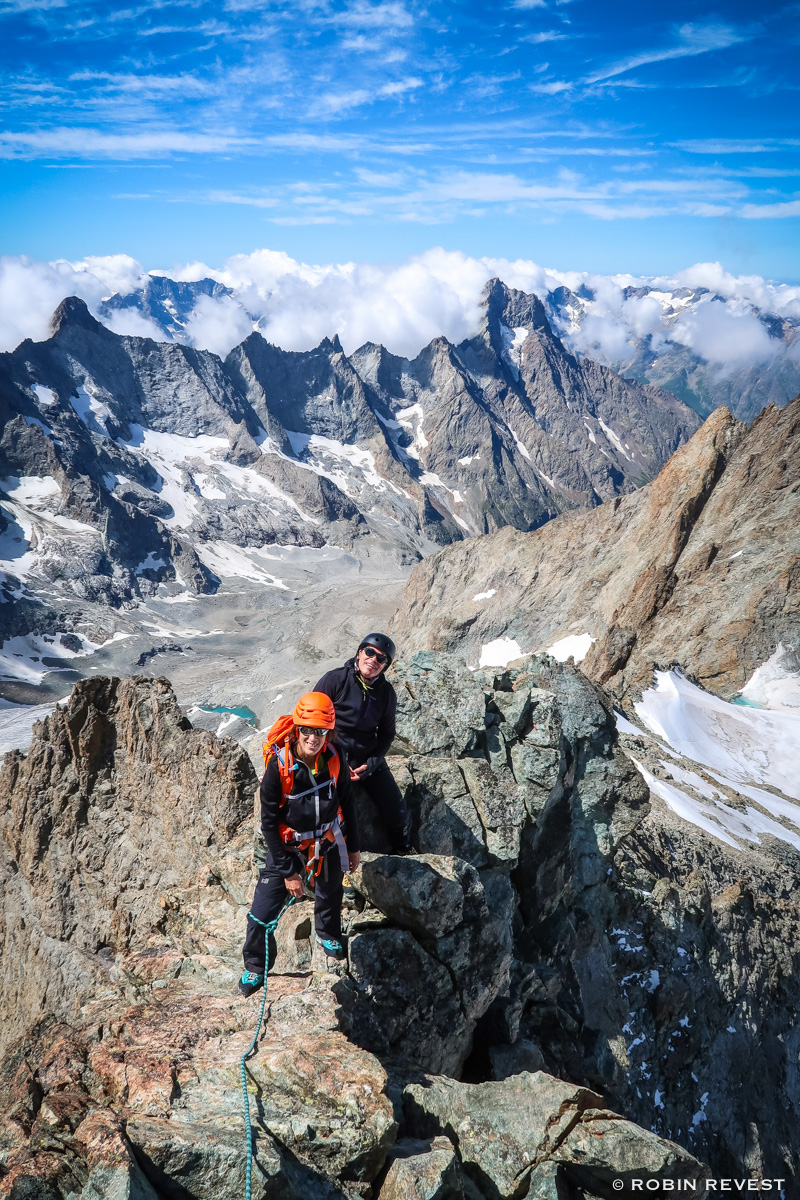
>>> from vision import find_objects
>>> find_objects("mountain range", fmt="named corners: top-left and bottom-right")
top-left (98, 269), bottom-right (800, 424)
top-left (0, 280), bottom-right (698, 675)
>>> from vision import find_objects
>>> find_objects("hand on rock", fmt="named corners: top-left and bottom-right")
top-left (348, 851), bottom-right (361, 872)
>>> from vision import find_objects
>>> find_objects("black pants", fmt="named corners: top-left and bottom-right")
top-left (358, 760), bottom-right (412, 851)
top-left (242, 847), bottom-right (344, 975)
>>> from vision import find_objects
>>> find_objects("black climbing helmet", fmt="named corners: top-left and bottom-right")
top-left (358, 632), bottom-right (396, 665)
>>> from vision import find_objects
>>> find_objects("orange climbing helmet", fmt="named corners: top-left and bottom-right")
top-left (263, 691), bottom-right (339, 798)
top-left (292, 691), bottom-right (335, 730)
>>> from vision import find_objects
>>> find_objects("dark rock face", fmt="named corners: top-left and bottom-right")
top-left (378, 653), bottom-right (800, 1189)
top-left (403, 1072), bottom-right (705, 1199)
top-left (0, 669), bottom-right (718, 1199)
top-left (348, 853), bottom-right (514, 1075)
top-left (391, 397), bottom-right (800, 702)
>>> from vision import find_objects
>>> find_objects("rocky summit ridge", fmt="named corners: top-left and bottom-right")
top-left (3, 656), bottom-right (800, 1196)
top-left (392, 394), bottom-right (800, 705)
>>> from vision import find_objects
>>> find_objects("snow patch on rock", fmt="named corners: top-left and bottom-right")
top-left (479, 636), bottom-right (527, 668)
top-left (546, 632), bottom-right (595, 663)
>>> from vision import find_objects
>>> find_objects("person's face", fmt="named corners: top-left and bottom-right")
top-left (357, 645), bottom-right (389, 680)
top-left (296, 726), bottom-right (329, 757)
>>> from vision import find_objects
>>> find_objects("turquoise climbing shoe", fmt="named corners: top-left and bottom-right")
top-left (238, 970), bottom-right (264, 997)
top-left (315, 935), bottom-right (346, 960)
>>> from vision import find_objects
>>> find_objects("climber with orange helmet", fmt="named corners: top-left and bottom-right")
top-left (239, 691), bottom-right (360, 996)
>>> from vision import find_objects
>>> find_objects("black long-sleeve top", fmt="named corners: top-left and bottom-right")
top-left (260, 745), bottom-right (360, 877)
top-left (314, 658), bottom-right (397, 776)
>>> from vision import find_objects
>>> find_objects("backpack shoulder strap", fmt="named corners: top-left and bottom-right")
top-left (326, 744), bottom-right (340, 786)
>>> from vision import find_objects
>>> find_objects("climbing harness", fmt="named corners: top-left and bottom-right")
top-left (240, 895), bottom-right (295, 1200)
top-left (277, 773), bottom-right (349, 878)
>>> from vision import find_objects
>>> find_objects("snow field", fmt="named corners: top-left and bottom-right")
top-left (0, 630), bottom-right (130, 685)
top-left (619, 668), bottom-right (800, 852)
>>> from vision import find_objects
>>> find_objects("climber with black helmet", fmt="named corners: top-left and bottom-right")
top-left (314, 633), bottom-right (412, 855)
top-left (239, 691), bottom-right (360, 996)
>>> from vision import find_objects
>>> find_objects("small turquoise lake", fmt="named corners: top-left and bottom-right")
top-left (198, 703), bottom-right (257, 723)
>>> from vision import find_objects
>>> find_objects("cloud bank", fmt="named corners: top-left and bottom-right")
top-left (1, 249), bottom-right (799, 376)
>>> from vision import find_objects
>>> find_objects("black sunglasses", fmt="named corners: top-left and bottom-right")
top-left (297, 726), bottom-right (331, 737)
top-left (361, 646), bottom-right (388, 664)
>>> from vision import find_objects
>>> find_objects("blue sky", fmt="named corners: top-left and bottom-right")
top-left (1, 0), bottom-right (799, 277)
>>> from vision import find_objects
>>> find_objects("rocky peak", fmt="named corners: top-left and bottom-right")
top-left (483, 276), bottom-right (551, 337)
top-left (349, 341), bottom-right (406, 397)
top-left (49, 296), bottom-right (106, 338)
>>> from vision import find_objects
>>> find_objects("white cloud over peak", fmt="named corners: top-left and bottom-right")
top-left (1, 250), bottom-right (798, 382)
top-left (0, 254), bottom-right (143, 349)
top-left (183, 294), bottom-right (254, 358)
top-left (669, 300), bottom-right (776, 370)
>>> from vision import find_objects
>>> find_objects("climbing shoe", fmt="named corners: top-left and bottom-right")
top-left (315, 935), bottom-right (346, 960)
top-left (238, 970), bottom-right (264, 998)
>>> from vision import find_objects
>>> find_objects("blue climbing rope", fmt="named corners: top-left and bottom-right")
top-left (240, 896), bottom-right (296, 1200)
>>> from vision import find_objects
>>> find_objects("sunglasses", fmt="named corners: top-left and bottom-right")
top-left (361, 647), bottom-right (389, 665)
top-left (297, 726), bottom-right (331, 738)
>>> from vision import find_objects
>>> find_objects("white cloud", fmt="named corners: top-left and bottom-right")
top-left (0, 0), bottom-right (65, 10)
top-left (556, 264), bottom-right (800, 372)
top-left (522, 31), bottom-right (568, 44)
top-left (670, 300), bottom-right (776, 370)
top-left (337, 1), bottom-right (413, 29)
top-left (67, 254), bottom-right (145, 296)
top-left (586, 21), bottom-right (752, 84)
top-left (0, 127), bottom-right (251, 159)
top-left (206, 190), bottom-right (279, 208)
top-left (316, 89), bottom-right (372, 115)
top-left (379, 77), bottom-right (423, 96)
top-left (104, 309), bottom-right (165, 340)
top-left (183, 293), bottom-right (254, 358)
top-left (741, 199), bottom-right (800, 219)
top-left (0, 254), bottom-right (143, 351)
top-left (672, 139), bottom-right (800, 154)
top-left (1, 250), bottom-right (798, 380)
top-left (68, 71), bottom-right (215, 96)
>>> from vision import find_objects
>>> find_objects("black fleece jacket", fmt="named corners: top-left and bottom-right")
top-left (314, 658), bottom-right (396, 776)
top-left (260, 746), bottom-right (359, 877)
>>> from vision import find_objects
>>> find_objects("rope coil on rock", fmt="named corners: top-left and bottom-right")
top-left (240, 896), bottom-right (296, 1200)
